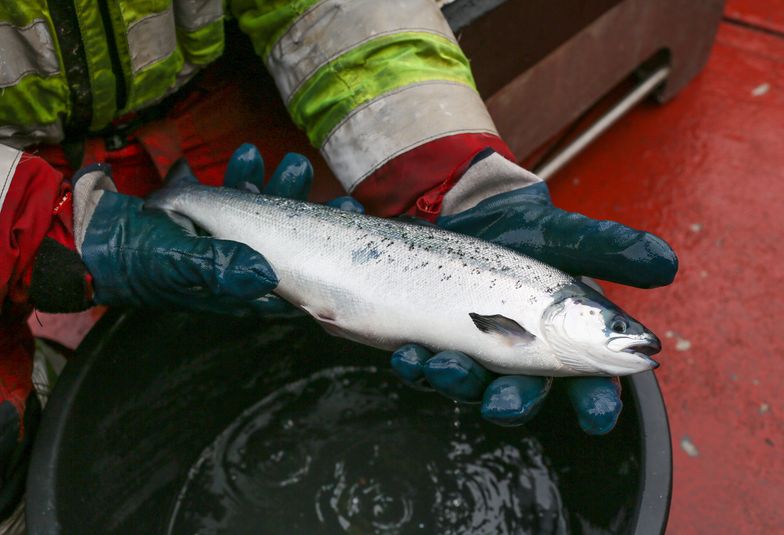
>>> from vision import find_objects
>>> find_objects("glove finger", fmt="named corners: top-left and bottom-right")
top-left (326, 196), bottom-right (365, 214)
top-left (423, 351), bottom-right (494, 403)
top-left (175, 237), bottom-right (278, 301)
top-left (565, 376), bottom-right (623, 435)
top-left (264, 153), bottom-right (313, 200)
top-left (224, 143), bottom-right (265, 193)
top-left (481, 375), bottom-right (552, 426)
top-left (438, 184), bottom-right (677, 289)
top-left (390, 344), bottom-right (433, 390)
top-left (537, 208), bottom-right (678, 288)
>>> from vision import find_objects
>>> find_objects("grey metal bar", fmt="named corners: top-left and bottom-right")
top-left (533, 66), bottom-right (671, 181)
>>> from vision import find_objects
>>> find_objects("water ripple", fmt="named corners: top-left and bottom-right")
top-left (168, 367), bottom-right (568, 535)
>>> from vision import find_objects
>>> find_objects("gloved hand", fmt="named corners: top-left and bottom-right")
top-left (72, 144), bottom-right (328, 315)
top-left (391, 150), bottom-right (677, 434)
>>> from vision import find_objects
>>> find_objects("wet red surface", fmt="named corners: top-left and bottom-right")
top-left (726, 0), bottom-right (784, 34)
top-left (548, 21), bottom-right (784, 535)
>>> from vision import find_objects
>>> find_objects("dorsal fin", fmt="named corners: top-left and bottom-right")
top-left (163, 158), bottom-right (199, 188)
top-left (146, 159), bottom-right (199, 232)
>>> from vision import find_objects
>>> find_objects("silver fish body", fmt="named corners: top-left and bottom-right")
top-left (148, 185), bottom-right (661, 376)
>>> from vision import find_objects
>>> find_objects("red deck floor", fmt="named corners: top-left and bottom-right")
top-left (548, 16), bottom-right (784, 535)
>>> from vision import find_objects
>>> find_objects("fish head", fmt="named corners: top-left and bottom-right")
top-left (542, 290), bottom-right (661, 376)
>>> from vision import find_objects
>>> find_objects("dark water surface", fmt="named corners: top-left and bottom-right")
top-left (168, 367), bottom-right (635, 535)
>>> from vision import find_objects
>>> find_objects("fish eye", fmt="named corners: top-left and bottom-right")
top-left (611, 319), bottom-right (628, 334)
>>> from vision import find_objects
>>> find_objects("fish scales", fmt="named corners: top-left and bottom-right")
top-left (216, 190), bottom-right (570, 292)
top-left (147, 185), bottom-right (662, 377)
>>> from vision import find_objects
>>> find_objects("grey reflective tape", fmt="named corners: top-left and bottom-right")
top-left (127, 6), bottom-right (177, 73)
top-left (0, 121), bottom-right (64, 149)
top-left (321, 82), bottom-right (498, 192)
top-left (440, 153), bottom-right (540, 216)
top-left (267, 0), bottom-right (457, 102)
top-left (0, 144), bottom-right (22, 215)
top-left (72, 169), bottom-right (116, 254)
top-left (0, 20), bottom-right (60, 88)
top-left (173, 0), bottom-right (223, 31)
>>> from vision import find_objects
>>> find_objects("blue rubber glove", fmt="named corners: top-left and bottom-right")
top-left (72, 145), bottom-right (323, 315)
top-left (391, 151), bottom-right (677, 434)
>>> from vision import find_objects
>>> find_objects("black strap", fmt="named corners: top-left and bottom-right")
top-left (97, 0), bottom-right (128, 112)
top-left (47, 0), bottom-right (93, 137)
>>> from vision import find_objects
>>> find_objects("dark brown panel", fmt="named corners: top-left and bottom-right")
top-left (481, 0), bottom-right (725, 159)
top-left (446, 0), bottom-right (623, 97)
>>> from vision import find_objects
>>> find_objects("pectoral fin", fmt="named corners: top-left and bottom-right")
top-left (469, 313), bottom-right (536, 346)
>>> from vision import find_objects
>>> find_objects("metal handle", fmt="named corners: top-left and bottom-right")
top-left (533, 66), bottom-right (671, 181)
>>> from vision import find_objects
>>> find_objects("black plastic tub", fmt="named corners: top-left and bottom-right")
top-left (27, 310), bottom-right (671, 534)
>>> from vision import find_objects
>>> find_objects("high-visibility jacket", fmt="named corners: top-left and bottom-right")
top-left (1, 0), bottom-right (515, 302)
top-left (0, 0), bottom-right (516, 437)
top-left (1, 0), bottom-right (511, 193)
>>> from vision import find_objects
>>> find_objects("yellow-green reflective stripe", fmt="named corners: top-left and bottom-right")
top-left (116, 0), bottom-right (171, 26)
top-left (231, 0), bottom-right (321, 60)
top-left (0, 73), bottom-right (68, 138)
top-left (0, 6), bottom-right (71, 139)
top-left (288, 32), bottom-right (476, 149)
top-left (0, 20), bottom-right (60, 87)
top-left (0, 1), bottom-right (48, 27)
top-left (123, 49), bottom-right (184, 113)
top-left (176, 17), bottom-right (224, 65)
top-left (73, 0), bottom-right (117, 130)
top-left (266, 0), bottom-right (457, 103)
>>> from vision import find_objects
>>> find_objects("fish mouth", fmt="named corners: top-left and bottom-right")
top-left (620, 338), bottom-right (662, 369)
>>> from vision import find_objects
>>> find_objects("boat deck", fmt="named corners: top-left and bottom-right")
top-left (548, 2), bottom-right (784, 531)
